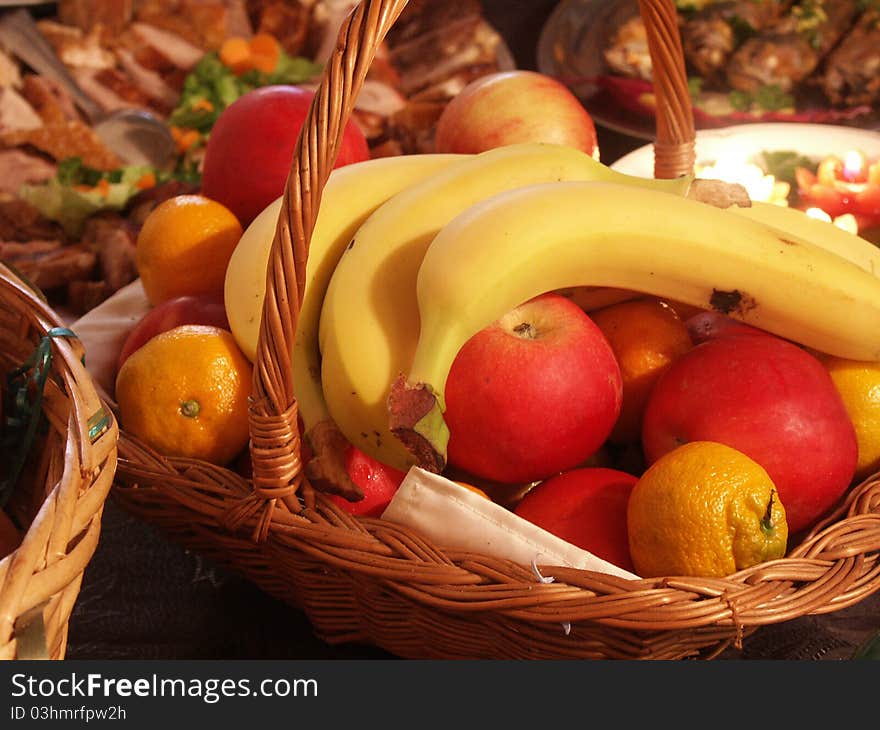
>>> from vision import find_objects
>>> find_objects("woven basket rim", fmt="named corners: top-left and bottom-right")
top-left (0, 260), bottom-right (118, 660)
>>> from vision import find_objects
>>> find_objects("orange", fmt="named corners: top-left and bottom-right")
top-left (136, 194), bottom-right (243, 305)
top-left (454, 480), bottom-right (491, 500)
top-left (820, 355), bottom-right (880, 482)
top-left (662, 298), bottom-right (706, 321)
top-left (627, 441), bottom-right (788, 578)
top-left (590, 297), bottom-right (693, 444)
top-left (115, 325), bottom-right (253, 465)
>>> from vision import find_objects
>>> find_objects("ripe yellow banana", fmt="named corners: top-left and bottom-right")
top-left (223, 153), bottom-right (465, 440)
top-left (318, 142), bottom-right (694, 470)
top-left (561, 201), bottom-right (880, 316)
top-left (389, 180), bottom-right (880, 472)
top-left (729, 200), bottom-right (880, 277)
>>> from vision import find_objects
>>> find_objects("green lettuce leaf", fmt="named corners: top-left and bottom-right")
top-left (17, 158), bottom-right (160, 237)
top-left (18, 177), bottom-right (138, 238)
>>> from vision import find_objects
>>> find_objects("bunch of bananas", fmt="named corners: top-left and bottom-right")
top-left (224, 142), bottom-right (880, 486)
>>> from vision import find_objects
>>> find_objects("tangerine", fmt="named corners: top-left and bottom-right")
top-left (136, 194), bottom-right (243, 305)
top-left (590, 297), bottom-right (692, 444)
top-left (820, 355), bottom-right (880, 482)
top-left (115, 325), bottom-right (252, 465)
top-left (627, 441), bottom-right (788, 578)
top-left (453, 480), bottom-right (491, 500)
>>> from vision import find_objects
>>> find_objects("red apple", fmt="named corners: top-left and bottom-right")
top-left (201, 85), bottom-right (370, 226)
top-left (329, 445), bottom-right (406, 518)
top-left (684, 310), bottom-right (770, 345)
top-left (642, 333), bottom-right (858, 533)
top-left (514, 467), bottom-right (638, 572)
top-left (116, 292), bottom-right (230, 372)
top-left (444, 292), bottom-right (623, 484)
top-left (433, 70), bottom-right (599, 157)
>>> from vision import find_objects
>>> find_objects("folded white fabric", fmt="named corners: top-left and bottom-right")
top-left (69, 279), bottom-right (151, 402)
top-left (382, 467), bottom-right (640, 581)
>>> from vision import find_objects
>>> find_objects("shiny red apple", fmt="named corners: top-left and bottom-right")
top-left (201, 85), bottom-right (370, 226)
top-left (514, 467), bottom-right (638, 572)
top-left (433, 70), bottom-right (599, 157)
top-left (642, 333), bottom-right (858, 533)
top-left (329, 445), bottom-right (406, 518)
top-left (116, 292), bottom-right (230, 372)
top-left (444, 292), bottom-right (622, 484)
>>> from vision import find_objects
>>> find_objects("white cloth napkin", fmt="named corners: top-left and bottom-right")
top-left (382, 467), bottom-right (640, 580)
top-left (69, 279), bottom-right (151, 402)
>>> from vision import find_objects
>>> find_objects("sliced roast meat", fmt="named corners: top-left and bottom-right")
top-left (10, 241), bottom-right (96, 292)
top-left (1, 118), bottom-right (122, 170)
top-left (0, 238), bottom-right (62, 259)
top-left (308, 1), bottom-right (358, 64)
top-left (682, 1), bottom-right (794, 83)
top-left (129, 22), bottom-right (204, 70)
top-left (0, 47), bottom-right (22, 88)
top-left (21, 74), bottom-right (81, 123)
top-left (57, 0), bottom-right (135, 35)
top-left (389, 15), bottom-right (502, 97)
top-left (81, 214), bottom-right (137, 292)
top-left (726, 0), bottom-right (861, 94)
top-left (0, 195), bottom-right (65, 242)
top-left (35, 20), bottom-right (116, 70)
top-left (0, 87), bottom-right (43, 132)
top-left (249, 0), bottom-right (312, 56)
top-left (820, 9), bottom-right (880, 107)
top-left (0, 149), bottom-right (56, 194)
top-left (115, 48), bottom-right (180, 112)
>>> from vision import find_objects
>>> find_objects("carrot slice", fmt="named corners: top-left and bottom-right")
top-left (170, 126), bottom-right (201, 153)
top-left (219, 37), bottom-right (252, 75)
top-left (248, 32), bottom-right (281, 74)
top-left (190, 98), bottom-right (215, 113)
top-left (135, 172), bottom-right (157, 190)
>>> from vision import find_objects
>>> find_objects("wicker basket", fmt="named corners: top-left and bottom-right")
top-left (0, 261), bottom-right (117, 660)
top-left (112, 0), bottom-right (880, 660)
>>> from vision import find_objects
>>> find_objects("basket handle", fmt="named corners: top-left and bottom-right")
top-left (245, 0), bottom-right (410, 518)
top-left (244, 0), bottom-right (695, 515)
top-left (638, 0), bottom-right (696, 178)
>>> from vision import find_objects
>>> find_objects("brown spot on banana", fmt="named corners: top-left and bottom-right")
top-left (709, 288), bottom-right (758, 317)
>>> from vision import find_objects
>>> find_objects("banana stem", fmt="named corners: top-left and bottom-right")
top-left (387, 374), bottom-right (448, 473)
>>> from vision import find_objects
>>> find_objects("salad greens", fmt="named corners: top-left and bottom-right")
top-left (727, 84), bottom-right (795, 113)
top-left (18, 40), bottom-right (322, 237)
top-left (168, 48), bottom-right (322, 156)
top-left (19, 158), bottom-right (189, 237)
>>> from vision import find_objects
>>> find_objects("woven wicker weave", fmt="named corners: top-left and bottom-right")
top-left (112, 0), bottom-right (880, 660)
top-left (0, 261), bottom-right (117, 660)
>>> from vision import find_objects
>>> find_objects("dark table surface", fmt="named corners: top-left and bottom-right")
top-left (65, 0), bottom-right (880, 661)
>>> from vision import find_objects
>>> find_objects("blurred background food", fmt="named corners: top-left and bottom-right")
top-left (602, 0), bottom-right (880, 121)
top-left (0, 0), bottom-right (508, 317)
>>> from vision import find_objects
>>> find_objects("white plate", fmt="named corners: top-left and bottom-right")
top-left (611, 122), bottom-right (880, 176)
